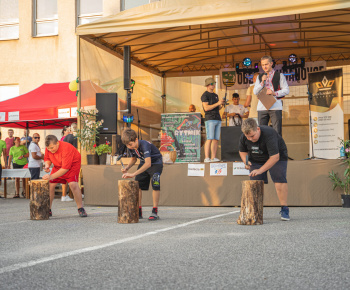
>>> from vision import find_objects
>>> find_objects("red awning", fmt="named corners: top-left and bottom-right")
top-left (0, 82), bottom-right (78, 129)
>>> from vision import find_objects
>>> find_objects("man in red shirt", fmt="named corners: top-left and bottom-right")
top-left (42, 135), bottom-right (87, 217)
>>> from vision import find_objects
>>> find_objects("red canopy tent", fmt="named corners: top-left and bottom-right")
top-left (0, 82), bottom-right (78, 129)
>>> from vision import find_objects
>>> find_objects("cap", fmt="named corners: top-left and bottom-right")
top-left (204, 77), bottom-right (216, 87)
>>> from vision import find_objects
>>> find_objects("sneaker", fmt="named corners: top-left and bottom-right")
top-left (148, 212), bottom-right (159, 221)
top-left (280, 206), bottom-right (290, 221)
top-left (49, 209), bottom-right (52, 217)
top-left (204, 158), bottom-right (211, 163)
top-left (61, 195), bottom-right (74, 202)
top-left (211, 158), bottom-right (220, 162)
top-left (78, 207), bottom-right (87, 217)
top-left (139, 208), bottom-right (143, 219)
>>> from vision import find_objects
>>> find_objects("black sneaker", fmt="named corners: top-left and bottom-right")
top-left (139, 208), bottom-right (143, 219)
top-left (78, 207), bottom-right (87, 217)
top-left (49, 209), bottom-right (52, 217)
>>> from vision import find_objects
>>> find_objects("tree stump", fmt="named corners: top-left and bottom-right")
top-left (237, 180), bottom-right (264, 225)
top-left (118, 180), bottom-right (139, 224)
top-left (30, 180), bottom-right (50, 220)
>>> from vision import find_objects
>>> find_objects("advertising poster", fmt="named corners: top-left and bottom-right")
top-left (220, 61), bottom-right (326, 90)
top-left (308, 69), bottom-right (344, 159)
top-left (161, 113), bottom-right (201, 163)
top-left (232, 162), bottom-right (250, 176)
top-left (210, 163), bottom-right (227, 176)
top-left (188, 164), bottom-right (205, 177)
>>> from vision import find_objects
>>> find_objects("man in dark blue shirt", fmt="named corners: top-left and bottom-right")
top-left (121, 128), bottom-right (163, 220)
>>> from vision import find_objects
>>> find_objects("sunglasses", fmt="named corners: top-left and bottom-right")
top-left (33, 137), bottom-right (40, 139)
top-left (209, 83), bottom-right (216, 86)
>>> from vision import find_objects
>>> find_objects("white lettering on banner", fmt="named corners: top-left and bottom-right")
top-left (71, 107), bottom-right (77, 117)
top-left (188, 164), bottom-right (205, 177)
top-left (210, 163), bottom-right (227, 176)
top-left (58, 108), bottom-right (70, 118)
top-left (220, 61), bottom-right (327, 90)
top-left (8, 111), bottom-right (19, 121)
top-left (0, 112), bottom-right (5, 121)
top-left (233, 162), bottom-right (250, 176)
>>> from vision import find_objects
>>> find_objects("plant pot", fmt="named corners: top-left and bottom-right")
top-left (341, 194), bottom-right (350, 208)
top-left (99, 153), bottom-right (107, 165)
top-left (87, 154), bottom-right (99, 165)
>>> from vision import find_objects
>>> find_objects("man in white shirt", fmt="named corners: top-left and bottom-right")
top-left (28, 133), bottom-right (44, 180)
top-left (253, 55), bottom-right (289, 135)
top-left (222, 93), bottom-right (249, 126)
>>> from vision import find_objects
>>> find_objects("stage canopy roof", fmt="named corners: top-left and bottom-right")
top-left (76, 0), bottom-right (350, 77)
top-left (0, 82), bottom-right (77, 129)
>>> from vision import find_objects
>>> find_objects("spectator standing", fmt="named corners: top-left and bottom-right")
top-left (0, 132), bottom-right (7, 198)
top-left (20, 129), bottom-right (33, 148)
top-left (60, 126), bottom-right (74, 202)
top-left (63, 123), bottom-right (77, 148)
top-left (5, 129), bottom-right (14, 167)
top-left (28, 133), bottom-right (44, 180)
top-left (222, 93), bottom-right (249, 126)
top-left (60, 126), bottom-right (69, 141)
top-left (9, 137), bottom-right (29, 198)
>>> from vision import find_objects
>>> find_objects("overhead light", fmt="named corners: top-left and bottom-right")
top-left (289, 54), bottom-right (297, 63)
top-left (123, 113), bottom-right (134, 123)
top-left (243, 58), bottom-right (252, 67)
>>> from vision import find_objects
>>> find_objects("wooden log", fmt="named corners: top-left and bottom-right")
top-left (237, 180), bottom-right (264, 225)
top-left (118, 180), bottom-right (139, 223)
top-left (30, 180), bottom-right (50, 220)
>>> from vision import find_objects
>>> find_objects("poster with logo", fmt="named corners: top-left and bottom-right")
top-left (232, 162), bottom-right (250, 176)
top-left (219, 61), bottom-right (326, 90)
top-left (161, 113), bottom-right (201, 163)
top-left (188, 164), bottom-right (205, 177)
top-left (308, 69), bottom-right (343, 159)
top-left (210, 163), bottom-right (227, 176)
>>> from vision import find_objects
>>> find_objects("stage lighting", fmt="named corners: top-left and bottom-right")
top-left (123, 113), bottom-right (134, 123)
top-left (235, 63), bottom-right (240, 70)
top-left (289, 54), bottom-right (297, 63)
top-left (243, 58), bottom-right (252, 67)
top-left (254, 63), bottom-right (258, 69)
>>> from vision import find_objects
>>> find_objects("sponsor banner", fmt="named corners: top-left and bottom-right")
top-left (308, 68), bottom-right (343, 159)
top-left (220, 61), bottom-right (326, 90)
top-left (8, 111), bottom-right (19, 121)
top-left (0, 112), bottom-right (5, 121)
top-left (210, 163), bottom-right (227, 176)
top-left (233, 162), bottom-right (250, 176)
top-left (58, 108), bottom-right (70, 118)
top-left (188, 164), bottom-right (205, 177)
top-left (161, 113), bottom-right (201, 163)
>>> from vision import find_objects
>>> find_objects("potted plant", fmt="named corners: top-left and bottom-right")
top-left (329, 139), bottom-right (350, 208)
top-left (76, 108), bottom-right (103, 165)
top-left (95, 142), bottom-right (112, 165)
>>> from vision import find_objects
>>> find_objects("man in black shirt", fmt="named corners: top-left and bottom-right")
top-left (239, 118), bottom-right (290, 221)
top-left (201, 77), bottom-right (225, 162)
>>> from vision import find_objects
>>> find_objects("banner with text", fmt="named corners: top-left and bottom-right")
top-left (161, 113), bottom-right (201, 163)
top-left (220, 61), bottom-right (326, 90)
top-left (308, 68), bottom-right (343, 159)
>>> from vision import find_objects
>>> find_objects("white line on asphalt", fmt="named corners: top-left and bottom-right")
top-left (0, 210), bottom-right (240, 274)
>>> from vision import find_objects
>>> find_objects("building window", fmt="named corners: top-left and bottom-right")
top-left (33, 0), bottom-right (58, 37)
top-left (121, 0), bottom-right (159, 11)
top-left (0, 0), bottom-right (19, 40)
top-left (77, 0), bottom-right (103, 25)
top-left (0, 85), bottom-right (19, 102)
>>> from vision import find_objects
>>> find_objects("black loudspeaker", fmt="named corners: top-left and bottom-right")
top-left (221, 126), bottom-right (242, 161)
top-left (124, 45), bottom-right (131, 90)
top-left (96, 93), bottom-right (118, 134)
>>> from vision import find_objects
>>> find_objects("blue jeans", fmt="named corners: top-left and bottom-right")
top-left (205, 120), bottom-right (221, 140)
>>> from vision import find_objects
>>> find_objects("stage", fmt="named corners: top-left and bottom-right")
top-left (82, 159), bottom-right (344, 207)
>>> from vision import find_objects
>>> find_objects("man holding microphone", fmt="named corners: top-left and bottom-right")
top-left (253, 56), bottom-right (289, 136)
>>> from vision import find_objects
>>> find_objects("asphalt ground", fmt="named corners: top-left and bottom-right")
top-left (0, 196), bottom-right (350, 290)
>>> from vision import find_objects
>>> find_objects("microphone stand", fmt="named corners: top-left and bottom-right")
top-left (136, 108), bottom-right (142, 140)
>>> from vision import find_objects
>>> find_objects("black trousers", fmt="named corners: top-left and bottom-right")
top-left (258, 110), bottom-right (282, 136)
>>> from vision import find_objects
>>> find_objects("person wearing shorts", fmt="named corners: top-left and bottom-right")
top-left (121, 128), bottom-right (163, 221)
top-left (9, 137), bottom-right (29, 198)
top-left (0, 132), bottom-right (7, 198)
top-left (239, 118), bottom-right (290, 221)
top-left (42, 135), bottom-right (87, 217)
top-left (201, 77), bottom-right (225, 162)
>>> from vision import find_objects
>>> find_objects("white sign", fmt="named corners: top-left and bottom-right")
top-left (71, 107), bottom-right (77, 117)
top-left (8, 111), bottom-right (19, 121)
top-left (58, 108), bottom-right (70, 118)
top-left (233, 162), bottom-right (250, 176)
top-left (210, 163), bottom-right (227, 176)
top-left (188, 164), bottom-right (205, 177)
top-left (0, 112), bottom-right (5, 121)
